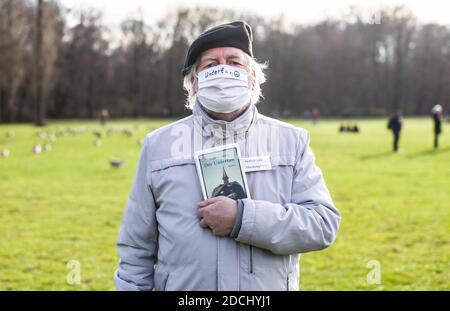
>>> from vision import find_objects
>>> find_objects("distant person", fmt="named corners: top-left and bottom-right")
top-left (431, 105), bottom-right (443, 149)
top-left (303, 110), bottom-right (311, 119)
top-left (97, 109), bottom-right (109, 126)
top-left (312, 108), bottom-right (320, 125)
top-left (387, 111), bottom-right (402, 152)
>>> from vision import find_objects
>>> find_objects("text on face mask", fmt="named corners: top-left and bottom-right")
top-left (203, 66), bottom-right (241, 79)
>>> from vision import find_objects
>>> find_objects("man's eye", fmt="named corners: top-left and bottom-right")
top-left (202, 63), bottom-right (215, 69)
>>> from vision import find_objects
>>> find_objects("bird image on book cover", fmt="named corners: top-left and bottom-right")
top-left (196, 145), bottom-right (249, 200)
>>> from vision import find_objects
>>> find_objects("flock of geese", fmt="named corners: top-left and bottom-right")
top-left (1, 125), bottom-right (149, 169)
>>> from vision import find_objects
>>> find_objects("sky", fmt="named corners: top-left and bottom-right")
top-left (60, 0), bottom-right (450, 27)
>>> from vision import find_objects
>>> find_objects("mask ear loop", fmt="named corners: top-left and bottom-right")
top-left (233, 62), bottom-right (252, 90)
top-left (235, 66), bottom-right (252, 90)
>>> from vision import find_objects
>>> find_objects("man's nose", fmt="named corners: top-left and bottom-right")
top-left (217, 57), bottom-right (227, 65)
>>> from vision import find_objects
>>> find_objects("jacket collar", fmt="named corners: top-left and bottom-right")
top-left (192, 99), bottom-right (258, 144)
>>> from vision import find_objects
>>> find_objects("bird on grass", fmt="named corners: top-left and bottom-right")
top-left (48, 132), bottom-right (57, 142)
top-left (122, 128), bottom-right (133, 137)
top-left (43, 144), bottom-right (52, 152)
top-left (36, 131), bottom-right (47, 139)
top-left (93, 130), bottom-right (103, 138)
top-left (6, 131), bottom-right (15, 139)
top-left (33, 144), bottom-right (42, 154)
top-left (65, 128), bottom-right (75, 136)
top-left (93, 140), bottom-right (102, 147)
top-left (1, 149), bottom-right (10, 157)
top-left (56, 129), bottom-right (66, 138)
top-left (110, 159), bottom-right (124, 168)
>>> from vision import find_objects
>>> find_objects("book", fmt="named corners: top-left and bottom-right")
top-left (195, 143), bottom-right (250, 200)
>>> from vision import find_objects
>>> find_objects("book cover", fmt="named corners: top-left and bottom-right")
top-left (195, 144), bottom-right (250, 200)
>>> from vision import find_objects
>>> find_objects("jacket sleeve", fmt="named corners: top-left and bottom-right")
top-left (114, 137), bottom-right (158, 291)
top-left (235, 129), bottom-right (341, 255)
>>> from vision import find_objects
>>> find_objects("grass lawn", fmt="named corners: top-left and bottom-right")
top-left (0, 117), bottom-right (449, 290)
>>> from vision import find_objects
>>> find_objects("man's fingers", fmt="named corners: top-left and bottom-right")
top-left (197, 196), bottom-right (222, 207)
top-left (199, 218), bottom-right (209, 228)
top-left (197, 205), bottom-right (214, 218)
top-left (197, 207), bottom-right (204, 218)
top-left (197, 201), bottom-right (208, 208)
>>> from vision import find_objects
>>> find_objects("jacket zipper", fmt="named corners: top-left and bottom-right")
top-left (237, 127), bottom-right (253, 275)
top-left (286, 255), bottom-right (291, 290)
top-left (287, 274), bottom-right (289, 291)
top-left (249, 246), bottom-right (253, 274)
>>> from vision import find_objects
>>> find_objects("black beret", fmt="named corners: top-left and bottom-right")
top-left (182, 21), bottom-right (253, 76)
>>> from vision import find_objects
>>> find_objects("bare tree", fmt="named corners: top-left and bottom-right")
top-left (0, 0), bottom-right (28, 122)
top-left (33, 0), bottom-right (44, 125)
top-left (33, 0), bottom-right (59, 125)
top-left (2, 4), bottom-right (450, 121)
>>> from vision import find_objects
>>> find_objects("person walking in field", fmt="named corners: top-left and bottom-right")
top-left (388, 110), bottom-right (403, 152)
top-left (431, 104), bottom-right (443, 149)
top-left (311, 108), bottom-right (320, 125)
top-left (114, 21), bottom-right (340, 291)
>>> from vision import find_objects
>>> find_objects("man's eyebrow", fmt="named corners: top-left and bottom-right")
top-left (199, 53), bottom-right (245, 63)
top-left (224, 53), bottom-right (244, 60)
top-left (199, 56), bottom-right (218, 63)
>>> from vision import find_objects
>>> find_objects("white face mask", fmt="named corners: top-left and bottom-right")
top-left (196, 64), bottom-right (251, 113)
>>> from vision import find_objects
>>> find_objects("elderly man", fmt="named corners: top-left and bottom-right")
top-left (114, 21), bottom-right (340, 291)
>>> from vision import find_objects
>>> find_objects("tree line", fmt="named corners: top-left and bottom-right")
top-left (0, 0), bottom-right (449, 123)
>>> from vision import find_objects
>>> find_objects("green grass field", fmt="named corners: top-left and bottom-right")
top-left (0, 117), bottom-right (449, 290)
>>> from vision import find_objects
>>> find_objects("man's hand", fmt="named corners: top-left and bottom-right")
top-left (197, 196), bottom-right (237, 236)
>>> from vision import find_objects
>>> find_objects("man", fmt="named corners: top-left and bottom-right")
top-left (114, 21), bottom-right (340, 291)
top-left (431, 104), bottom-right (443, 149)
top-left (388, 110), bottom-right (402, 152)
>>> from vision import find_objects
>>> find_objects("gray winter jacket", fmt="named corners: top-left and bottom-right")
top-left (114, 103), bottom-right (340, 291)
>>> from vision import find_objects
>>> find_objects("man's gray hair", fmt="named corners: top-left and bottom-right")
top-left (183, 55), bottom-right (267, 110)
